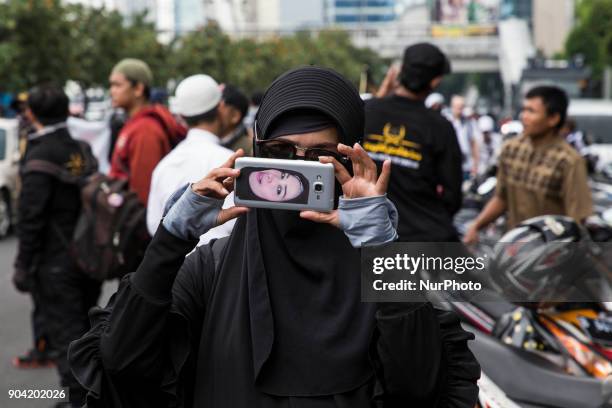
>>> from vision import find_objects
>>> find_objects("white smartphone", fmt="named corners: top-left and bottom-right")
top-left (234, 157), bottom-right (335, 212)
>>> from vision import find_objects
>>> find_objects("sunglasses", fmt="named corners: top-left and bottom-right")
top-left (254, 121), bottom-right (349, 164)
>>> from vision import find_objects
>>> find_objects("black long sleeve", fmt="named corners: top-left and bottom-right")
top-left (15, 171), bottom-right (54, 269)
top-left (99, 226), bottom-right (199, 377)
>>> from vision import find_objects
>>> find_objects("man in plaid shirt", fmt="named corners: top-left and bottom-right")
top-left (464, 86), bottom-right (592, 243)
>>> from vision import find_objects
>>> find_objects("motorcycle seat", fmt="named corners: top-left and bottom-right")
top-left (470, 328), bottom-right (612, 408)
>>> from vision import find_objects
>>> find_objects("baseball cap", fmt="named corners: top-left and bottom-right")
top-left (400, 43), bottom-right (451, 92)
top-left (112, 58), bottom-right (153, 86)
top-left (173, 74), bottom-right (222, 117)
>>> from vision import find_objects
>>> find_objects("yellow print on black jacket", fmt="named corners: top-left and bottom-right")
top-left (364, 123), bottom-right (422, 168)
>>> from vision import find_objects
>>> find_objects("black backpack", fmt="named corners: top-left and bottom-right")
top-left (22, 141), bottom-right (150, 281)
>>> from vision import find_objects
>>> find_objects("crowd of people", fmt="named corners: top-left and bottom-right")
top-left (9, 40), bottom-right (595, 408)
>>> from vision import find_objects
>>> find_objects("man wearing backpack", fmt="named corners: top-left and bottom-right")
top-left (13, 85), bottom-right (101, 407)
top-left (108, 58), bottom-right (186, 206)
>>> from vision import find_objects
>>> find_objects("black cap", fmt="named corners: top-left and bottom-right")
top-left (400, 43), bottom-right (451, 93)
top-left (255, 66), bottom-right (364, 145)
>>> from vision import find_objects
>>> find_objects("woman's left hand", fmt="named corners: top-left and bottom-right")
top-left (300, 143), bottom-right (391, 227)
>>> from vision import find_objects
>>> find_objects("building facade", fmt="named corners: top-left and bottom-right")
top-left (532, 0), bottom-right (574, 57)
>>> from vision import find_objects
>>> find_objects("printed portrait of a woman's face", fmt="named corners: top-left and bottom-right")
top-left (247, 168), bottom-right (307, 203)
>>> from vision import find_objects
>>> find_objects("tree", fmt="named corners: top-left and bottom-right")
top-left (0, 0), bottom-right (73, 91)
top-left (174, 27), bottom-right (386, 95)
top-left (0, 0), bottom-right (172, 92)
top-left (65, 5), bottom-right (171, 89)
top-left (0, 0), bottom-right (386, 96)
top-left (172, 22), bottom-right (233, 85)
top-left (565, 0), bottom-right (612, 79)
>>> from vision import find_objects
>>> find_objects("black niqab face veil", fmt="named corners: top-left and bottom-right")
top-left (218, 67), bottom-right (376, 396)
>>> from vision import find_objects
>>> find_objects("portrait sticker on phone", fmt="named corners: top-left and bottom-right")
top-left (234, 157), bottom-right (335, 212)
top-left (243, 167), bottom-right (309, 204)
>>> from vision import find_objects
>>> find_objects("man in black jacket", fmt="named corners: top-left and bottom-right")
top-left (13, 85), bottom-right (101, 407)
top-left (364, 43), bottom-right (463, 242)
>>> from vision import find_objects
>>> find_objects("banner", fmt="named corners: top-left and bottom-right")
top-left (431, 0), bottom-right (501, 25)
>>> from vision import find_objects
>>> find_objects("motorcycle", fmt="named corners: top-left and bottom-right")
top-left (434, 287), bottom-right (612, 407)
top-left (427, 217), bottom-right (612, 407)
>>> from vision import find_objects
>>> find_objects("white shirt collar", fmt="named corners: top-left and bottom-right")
top-left (184, 128), bottom-right (220, 145)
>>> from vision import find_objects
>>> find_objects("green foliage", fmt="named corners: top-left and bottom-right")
top-left (0, 0), bottom-right (385, 96)
top-left (0, 0), bottom-right (73, 90)
top-left (173, 27), bottom-right (385, 94)
top-left (565, 0), bottom-right (612, 77)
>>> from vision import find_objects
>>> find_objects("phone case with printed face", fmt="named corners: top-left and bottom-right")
top-left (234, 157), bottom-right (335, 212)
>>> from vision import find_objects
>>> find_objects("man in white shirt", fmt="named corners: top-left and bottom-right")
top-left (476, 115), bottom-right (502, 174)
top-left (448, 95), bottom-right (479, 179)
top-left (147, 74), bottom-right (236, 240)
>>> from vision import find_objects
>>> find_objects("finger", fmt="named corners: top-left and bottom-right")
top-left (375, 159), bottom-right (392, 194)
top-left (355, 143), bottom-right (377, 182)
top-left (353, 143), bottom-right (368, 178)
top-left (203, 181), bottom-right (230, 198)
top-left (318, 156), bottom-right (351, 185)
top-left (347, 143), bottom-right (363, 177)
top-left (192, 178), bottom-right (228, 197)
top-left (219, 149), bottom-right (245, 169)
top-left (299, 210), bottom-right (339, 228)
top-left (337, 143), bottom-right (353, 155)
top-left (207, 167), bottom-right (240, 182)
top-left (338, 143), bottom-right (358, 172)
top-left (222, 177), bottom-right (235, 192)
top-left (217, 206), bottom-right (249, 225)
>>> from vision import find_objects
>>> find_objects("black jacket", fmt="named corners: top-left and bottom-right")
top-left (364, 96), bottom-right (463, 242)
top-left (16, 127), bottom-right (85, 270)
top-left (68, 226), bottom-right (481, 407)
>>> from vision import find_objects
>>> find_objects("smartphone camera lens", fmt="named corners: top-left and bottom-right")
top-left (314, 182), bottom-right (324, 192)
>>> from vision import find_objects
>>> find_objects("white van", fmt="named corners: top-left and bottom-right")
top-left (568, 99), bottom-right (612, 168)
top-left (0, 119), bottom-right (20, 238)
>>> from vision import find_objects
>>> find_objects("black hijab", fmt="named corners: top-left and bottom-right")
top-left (220, 67), bottom-right (376, 396)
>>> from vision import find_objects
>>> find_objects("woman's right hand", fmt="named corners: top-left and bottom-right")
top-left (190, 149), bottom-right (249, 226)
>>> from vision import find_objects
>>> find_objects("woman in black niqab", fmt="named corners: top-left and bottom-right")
top-left (228, 67), bottom-right (377, 397)
top-left (68, 67), bottom-right (481, 408)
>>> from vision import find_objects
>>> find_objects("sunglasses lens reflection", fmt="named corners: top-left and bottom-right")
top-left (260, 142), bottom-right (295, 159)
top-left (305, 149), bottom-right (339, 161)
top-left (259, 141), bottom-right (346, 163)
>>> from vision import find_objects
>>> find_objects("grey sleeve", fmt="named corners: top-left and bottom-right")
top-left (338, 194), bottom-right (399, 248)
top-left (162, 184), bottom-right (224, 241)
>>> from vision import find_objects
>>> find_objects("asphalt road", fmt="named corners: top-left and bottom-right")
top-left (0, 236), bottom-right (116, 408)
